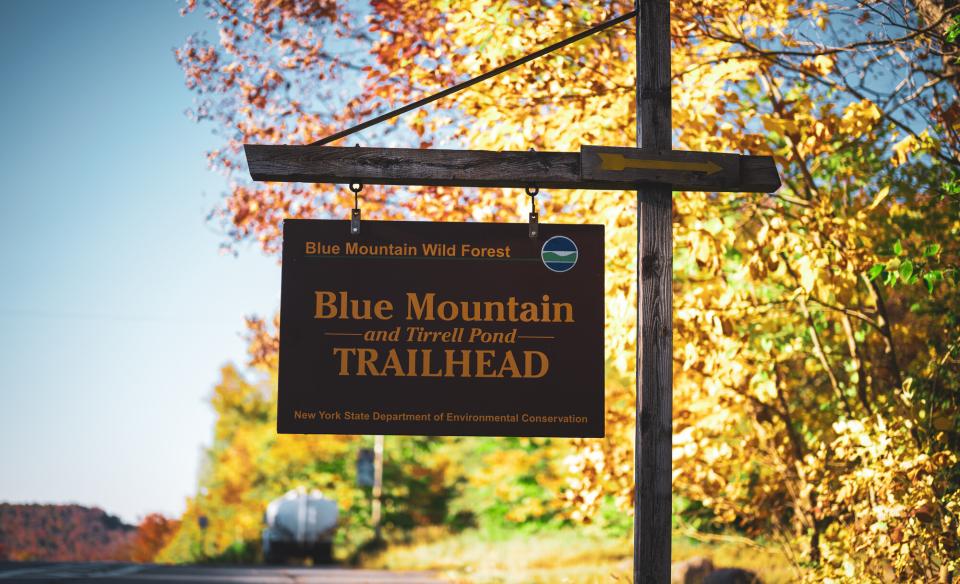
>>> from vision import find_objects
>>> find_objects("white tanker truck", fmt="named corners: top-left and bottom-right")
top-left (262, 488), bottom-right (338, 564)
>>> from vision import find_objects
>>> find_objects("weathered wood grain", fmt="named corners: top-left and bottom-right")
top-left (635, 185), bottom-right (673, 584)
top-left (244, 144), bottom-right (780, 193)
top-left (246, 145), bottom-right (578, 189)
top-left (740, 155), bottom-right (783, 193)
top-left (635, 0), bottom-right (674, 582)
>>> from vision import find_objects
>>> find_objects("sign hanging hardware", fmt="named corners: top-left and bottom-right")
top-left (526, 146), bottom-right (540, 239)
top-left (349, 182), bottom-right (362, 235)
top-left (526, 186), bottom-right (539, 239)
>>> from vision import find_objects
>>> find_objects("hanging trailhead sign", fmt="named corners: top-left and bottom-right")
top-left (246, 3), bottom-right (781, 580)
top-left (279, 219), bottom-right (605, 438)
top-left (280, 220), bottom-right (604, 437)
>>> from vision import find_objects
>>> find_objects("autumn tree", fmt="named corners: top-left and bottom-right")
top-left (157, 351), bottom-right (568, 562)
top-left (177, 0), bottom-right (959, 580)
top-left (126, 514), bottom-right (181, 563)
top-left (0, 504), bottom-right (136, 561)
top-left (158, 362), bottom-right (366, 562)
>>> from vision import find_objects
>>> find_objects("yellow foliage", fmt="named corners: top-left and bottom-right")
top-left (839, 99), bottom-right (882, 139)
top-left (176, 0), bottom-right (960, 579)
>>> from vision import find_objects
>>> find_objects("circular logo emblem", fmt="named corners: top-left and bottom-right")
top-left (541, 235), bottom-right (578, 272)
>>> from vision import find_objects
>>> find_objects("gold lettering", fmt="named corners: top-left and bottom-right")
top-left (357, 348), bottom-right (380, 376)
top-left (444, 349), bottom-right (472, 377)
top-left (554, 302), bottom-right (574, 323)
top-left (407, 292), bottom-right (435, 320)
top-left (421, 349), bottom-right (443, 377)
top-left (374, 299), bottom-right (393, 320)
top-left (314, 291), bottom-right (337, 319)
top-left (406, 349), bottom-right (419, 374)
top-left (483, 301), bottom-right (504, 321)
top-left (381, 349), bottom-right (406, 376)
top-left (497, 351), bottom-right (521, 377)
top-left (332, 347), bottom-right (355, 375)
top-left (437, 301), bottom-right (457, 321)
top-left (523, 351), bottom-right (549, 378)
top-left (475, 350), bottom-right (496, 378)
top-left (519, 302), bottom-right (538, 322)
top-left (397, 293), bottom-right (574, 323)
top-left (507, 297), bottom-right (519, 321)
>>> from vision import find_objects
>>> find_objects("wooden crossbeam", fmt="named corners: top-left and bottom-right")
top-left (244, 144), bottom-right (780, 193)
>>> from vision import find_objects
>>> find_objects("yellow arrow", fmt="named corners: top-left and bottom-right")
top-left (598, 153), bottom-right (723, 175)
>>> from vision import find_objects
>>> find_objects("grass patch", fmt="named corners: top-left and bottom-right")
top-left (673, 536), bottom-right (800, 584)
top-left (360, 527), bottom-right (803, 583)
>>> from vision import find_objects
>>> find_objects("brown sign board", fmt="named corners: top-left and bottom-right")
top-left (279, 219), bottom-right (605, 437)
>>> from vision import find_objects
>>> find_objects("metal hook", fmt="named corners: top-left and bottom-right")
top-left (526, 147), bottom-right (540, 238)
top-left (524, 148), bottom-right (541, 237)
top-left (349, 182), bottom-right (362, 235)
top-left (526, 186), bottom-right (539, 239)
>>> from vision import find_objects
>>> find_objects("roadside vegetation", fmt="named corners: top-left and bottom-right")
top-left (360, 528), bottom-right (798, 583)
top-left (160, 1), bottom-right (960, 581)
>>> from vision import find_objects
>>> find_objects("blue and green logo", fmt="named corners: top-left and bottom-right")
top-left (541, 235), bottom-right (578, 272)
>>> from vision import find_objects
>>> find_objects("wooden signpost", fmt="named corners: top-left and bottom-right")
top-left (245, 144), bottom-right (776, 192)
top-left (244, 1), bottom-right (779, 581)
top-left (634, 1), bottom-right (675, 581)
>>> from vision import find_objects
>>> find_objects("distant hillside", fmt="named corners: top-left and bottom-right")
top-left (0, 503), bottom-right (136, 561)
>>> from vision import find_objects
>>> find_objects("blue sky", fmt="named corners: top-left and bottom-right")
top-left (0, 1), bottom-right (280, 523)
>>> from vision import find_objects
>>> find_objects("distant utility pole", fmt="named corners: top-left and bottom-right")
top-left (372, 434), bottom-right (384, 541)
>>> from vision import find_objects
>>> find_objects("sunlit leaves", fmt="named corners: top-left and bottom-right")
top-left (176, 0), bottom-right (960, 579)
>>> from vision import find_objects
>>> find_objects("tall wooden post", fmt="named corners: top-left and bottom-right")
top-left (634, 0), bottom-right (673, 582)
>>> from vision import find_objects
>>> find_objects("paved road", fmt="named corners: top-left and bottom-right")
top-left (0, 563), bottom-right (445, 583)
